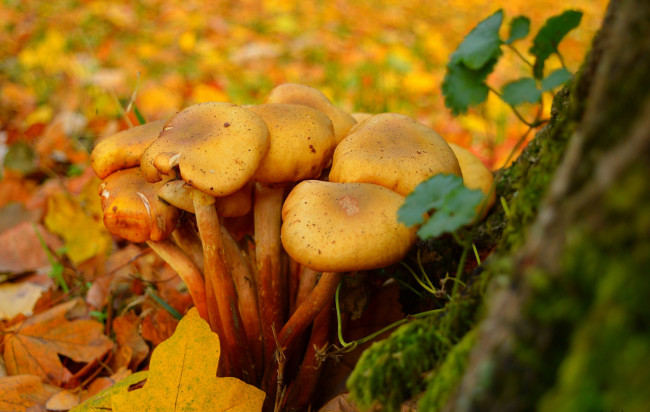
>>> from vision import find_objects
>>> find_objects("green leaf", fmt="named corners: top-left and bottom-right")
top-left (4, 142), bottom-right (37, 175)
top-left (505, 16), bottom-right (530, 44)
top-left (442, 57), bottom-right (498, 115)
top-left (398, 174), bottom-right (485, 239)
top-left (541, 68), bottom-right (572, 91)
top-left (501, 77), bottom-right (541, 105)
top-left (530, 10), bottom-right (583, 78)
top-left (451, 9), bottom-right (504, 70)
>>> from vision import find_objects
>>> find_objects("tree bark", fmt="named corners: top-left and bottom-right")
top-left (443, 0), bottom-right (650, 410)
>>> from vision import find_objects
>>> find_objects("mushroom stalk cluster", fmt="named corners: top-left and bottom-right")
top-left (91, 83), bottom-right (495, 409)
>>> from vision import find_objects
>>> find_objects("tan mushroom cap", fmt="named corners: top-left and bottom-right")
top-left (248, 104), bottom-right (336, 184)
top-left (265, 83), bottom-right (356, 144)
top-left (158, 179), bottom-right (253, 217)
top-left (281, 180), bottom-right (416, 272)
top-left (448, 143), bottom-right (496, 217)
top-left (99, 167), bottom-right (180, 243)
top-left (329, 113), bottom-right (462, 197)
top-left (140, 102), bottom-right (269, 197)
top-left (351, 112), bottom-right (374, 123)
top-left (91, 119), bottom-right (167, 179)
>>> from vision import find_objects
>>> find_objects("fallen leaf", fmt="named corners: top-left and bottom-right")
top-left (111, 308), bottom-right (265, 411)
top-left (43, 190), bottom-right (111, 264)
top-left (140, 307), bottom-right (179, 346)
top-left (3, 299), bottom-right (113, 387)
top-left (0, 281), bottom-right (47, 320)
top-left (71, 371), bottom-right (147, 412)
top-left (111, 311), bottom-right (149, 371)
top-left (0, 374), bottom-right (60, 411)
top-left (45, 389), bottom-right (80, 411)
top-left (0, 222), bottom-right (62, 276)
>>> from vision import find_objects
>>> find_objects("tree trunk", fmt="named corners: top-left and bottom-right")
top-left (442, 0), bottom-right (650, 410)
top-left (345, 1), bottom-right (650, 410)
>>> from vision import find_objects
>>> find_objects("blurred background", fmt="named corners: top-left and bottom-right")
top-left (1, 0), bottom-right (607, 183)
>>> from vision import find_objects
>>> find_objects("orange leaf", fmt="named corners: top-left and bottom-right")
top-left (0, 374), bottom-right (60, 411)
top-left (3, 299), bottom-right (113, 387)
top-left (111, 308), bottom-right (265, 411)
top-left (111, 311), bottom-right (149, 371)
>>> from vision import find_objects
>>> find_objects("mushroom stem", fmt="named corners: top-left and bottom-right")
top-left (145, 239), bottom-right (208, 322)
top-left (192, 189), bottom-right (254, 382)
top-left (262, 272), bottom-right (340, 401)
top-left (221, 225), bottom-right (264, 378)
top-left (254, 183), bottom-right (285, 362)
top-left (277, 271), bottom-right (342, 359)
top-left (293, 267), bottom-right (319, 314)
top-left (171, 215), bottom-right (204, 272)
top-left (284, 304), bottom-right (331, 410)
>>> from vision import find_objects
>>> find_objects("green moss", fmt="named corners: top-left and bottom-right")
top-left (418, 328), bottom-right (478, 411)
top-left (347, 319), bottom-right (451, 412)
top-left (536, 163), bottom-right (650, 411)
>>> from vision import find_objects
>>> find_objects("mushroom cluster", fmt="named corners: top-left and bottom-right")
top-left (90, 83), bottom-right (495, 409)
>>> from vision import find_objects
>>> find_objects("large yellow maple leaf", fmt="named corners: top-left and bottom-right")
top-left (110, 308), bottom-right (265, 411)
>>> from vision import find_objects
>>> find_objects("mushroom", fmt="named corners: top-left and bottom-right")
top-left (272, 180), bottom-right (416, 377)
top-left (448, 143), bottom-right (496, 219)
top-left (91, 119), bottom-right (167, 179)
top-left (246, 102), bottom-right (337, 361)
top-left (140, 102), bottom-right (269, 382)
top-left (265, 83), bottom-right (357, 143)
top-left (329, 113), bottom-right (462, 196)
top-left (98, 167), bottom-right (207, 321)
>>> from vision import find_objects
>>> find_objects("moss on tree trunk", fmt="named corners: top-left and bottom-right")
top-left (347, 0), bottom-right (650, 410)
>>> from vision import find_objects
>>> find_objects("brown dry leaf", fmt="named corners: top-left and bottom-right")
top-left (3, 299), bottom-right (113, 387)
top-left (86, 244), bottom-right (145, 309)
top-left (317, 394), bottom-right (359, 412)
top-left (0, 221), bottom-right (63, 276)
top-left (111, 308), bottom-right (265, 411)
top-left (140, 307), bottom-right (178, 346)
top-left (111, 311), bottom-right (149, 371)
top-left (0, 281), bottom-right (47, 321)
top-left (45, 389), bottom-right (80, 411)
top-left (0, 374), bottom-right (60, 411)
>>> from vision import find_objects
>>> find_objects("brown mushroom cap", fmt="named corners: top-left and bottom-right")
top-left (248, 103), bottom-right (336, 184)
top-left (99, 167), bottom-right (180, 243)
top-left (448, 143), bottom-right (496, 216)
top-left (91, 119), bottom-right (167, 179)
top-left (265, 83), bottom-right (356, 144)
top-left (281, 180), bottom-right (416, 272)
top-left (329, 113), bottom-right (462, 196)
top-left (158, 179), bottom-right (253, 217)
top-left (140, 102), bottom-right (269, 197)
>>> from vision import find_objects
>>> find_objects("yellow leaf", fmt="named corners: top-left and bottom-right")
top-left (111, 308), bottom-right (265, 412)
top-left (44, 185), bottom-right (111, 264)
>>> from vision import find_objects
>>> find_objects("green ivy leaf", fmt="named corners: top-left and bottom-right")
top-left (501, 77), bottom-right (541, 105)
top-left (451, 9), bottom-right (504, 70)
top-left (541, 68), bottom-right (572, 91)
top-left (505, 16), bottom-right (530, 45)
top-left (442, 57), bottom-right (498, 115)
top-left (530, 10), bottom-right (583, 79)
top-left (398, 174), bottom-right (484, 239)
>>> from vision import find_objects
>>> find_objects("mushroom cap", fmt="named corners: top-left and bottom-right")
top-left (281, 180), bottom-right (416, 272)
top-left (248, 103), bottom-right (336, 184)
top-left (158, 179), bottom-right (253, 217)
top-left (351, 112), bottom-right (374, 123)
top-left (329, 113), bottom-right (462, 196)
top-left (265, 83), bottom-right (356, 143)
top-left (448, 143), bottom-right (496, 217)
top-left (99, 167), bottom-right (180, 243)
top-left (91, 119), bottom-right (166, 179)
top-left (140, 102), bottom-right (269, 197)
